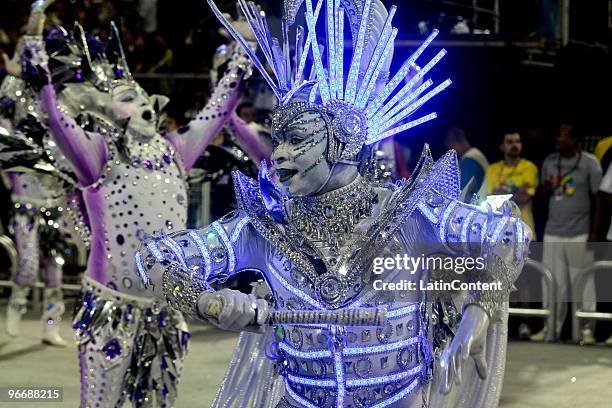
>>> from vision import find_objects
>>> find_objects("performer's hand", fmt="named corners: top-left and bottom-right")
top-left (198, 289), bottom-right (268, 332)
top-left (31, 0), bottom-right (55, 11)
top-left (27, 0), bottom-right (56, 36)
top-left (439, 305), bottom-right (490, 394)
top-left (2, 52), bottom-right (21, 77)
top-left (220, 13), bottom-right (257, 46)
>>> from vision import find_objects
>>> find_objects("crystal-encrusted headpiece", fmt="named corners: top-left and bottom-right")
top-left (208, 0), bottom-right (451, 155)
top-left (46, 21), bottom-right (134, 93)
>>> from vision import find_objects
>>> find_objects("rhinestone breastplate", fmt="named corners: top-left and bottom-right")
top-left (287, 176), bottom-right (377, 257)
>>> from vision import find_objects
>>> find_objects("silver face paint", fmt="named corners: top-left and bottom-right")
top-left (110, 83), bottom-right (157, 138)
top-left (271, 111), bottom-right (331, 197)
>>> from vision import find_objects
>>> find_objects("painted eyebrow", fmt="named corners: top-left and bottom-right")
top-left (114, 85), bottom-right (132, 92)
top-left (114, 85), bottom-right (139, 96)
top-left (285, 113), bottom-right (323, 132)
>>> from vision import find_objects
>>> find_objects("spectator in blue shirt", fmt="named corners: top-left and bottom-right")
top-left (445, 127), bottom-right (489, 199)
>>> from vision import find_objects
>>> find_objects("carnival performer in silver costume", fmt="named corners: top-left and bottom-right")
top-left (137, 0), bottom-right (532, 407)
top-left (21, 0), bottom-right (267, 406)
top-left (1, 81), bottom-right (68, 347)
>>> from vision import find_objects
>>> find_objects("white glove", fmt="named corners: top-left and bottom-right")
top-left (197, 288), bottom-right (269, 332)
top-left (220, 12), bottom-right (257, 45)
top-left (438, 305), bottom-right (490, 394)
top-left (26, 0), bottom-right (56, 36)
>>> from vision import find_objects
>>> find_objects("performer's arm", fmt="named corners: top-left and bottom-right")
top-left (417, 192), bottom-right (531, 393)
top-left (165, 46), bottom-right (252, 172)
top-left (135, 211), bottom-right (268, 330)
top-left (23, 36), bottom-right (107, 187)
top-left (19, 0), bottom-right (107, 186)
top-left (417, 195), bottom-right (532, 323)
top-left (226, 112), bottom-right (271, 166)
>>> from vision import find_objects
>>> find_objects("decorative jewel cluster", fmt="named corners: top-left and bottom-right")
top-left (272, 101), bottom-right (368, 161)
top-left (288, 176), bottom-right (377, 254)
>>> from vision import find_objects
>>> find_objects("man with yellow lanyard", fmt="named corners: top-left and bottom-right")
top-left (486, 131), bottom-right (538, 239)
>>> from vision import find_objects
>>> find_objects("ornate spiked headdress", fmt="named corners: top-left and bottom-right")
top-left (46, 22), bottom-right (133, 92)
top-left (208, 0), bottom-right (450, 161)
top-left (45, 22), bottom-right (169, 131)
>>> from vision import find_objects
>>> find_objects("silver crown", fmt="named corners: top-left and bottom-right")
top-left (208, 0), bottom-right (451, 159)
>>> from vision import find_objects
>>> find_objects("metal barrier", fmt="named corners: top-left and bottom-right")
top-left (0, 234), bottom-right (82, 310)
top-left (572, 260), bottom-right (612, 343)
top-left (0, 234), bottom-right (17, 278)
top-left (508, 258), bottom-right (557, 342)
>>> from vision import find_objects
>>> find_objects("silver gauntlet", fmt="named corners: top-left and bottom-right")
top-left (462, 255), bottom-right (515, 323)
top-left (161, 264), bottom-right (211, 321)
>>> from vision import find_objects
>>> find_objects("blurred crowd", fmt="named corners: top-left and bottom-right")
top-left (0, 0), bottom-right (246, 77)
top-left (444, 124), bottom-right (612, 344)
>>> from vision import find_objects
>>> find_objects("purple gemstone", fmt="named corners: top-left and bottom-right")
top-left (133, 156), bottom-right (141, 165)
top-left (180, 332), bottom-right (192, 348)
top-left (102, 338), bottom-right (122, 361)
top-left (124, 305), bottom-right (133, 322)
top-left (145, 160), bottom-right (152, 169)
top-left (163, 154), bottom-right (171, 164)
top-left (83, 290), bottom-right (93, 306)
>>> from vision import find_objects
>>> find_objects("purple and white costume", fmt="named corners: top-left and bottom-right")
top-left (1, 70), bottom-right (86, 346)
top-left (136, 1), bottom-right (532, 407)
top-left (7, 172), bottom-right (65, 289)
top-left (22, 21), bottom-right (265, 407)
top-left (1, 75), bottom-right (65, 290)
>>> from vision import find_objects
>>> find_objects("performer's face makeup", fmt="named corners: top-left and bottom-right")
top-left (271, 111), bottom-right (331, 197)
top-left (111, 84), bottom-right (157, 137)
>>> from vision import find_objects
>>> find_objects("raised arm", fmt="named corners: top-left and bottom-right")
top-left (23, 37), bottom-right (107, 187)
top-left (21, 1), bottom-right (107, 186)
top-left (226, 112), bottom-right (271, 166)
top-left (165, 48), bottom-right (252, 172)
top-left (166, 15), bottom-right (259, 172)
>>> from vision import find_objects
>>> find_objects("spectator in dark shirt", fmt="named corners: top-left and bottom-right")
top-left (444, 127), bottom-right (489, 200)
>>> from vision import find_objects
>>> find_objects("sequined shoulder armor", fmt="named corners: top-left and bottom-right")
top-left (412, 150), bottom-right (532, 322)
top-left (136, 209), bottom-right (261, 320)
